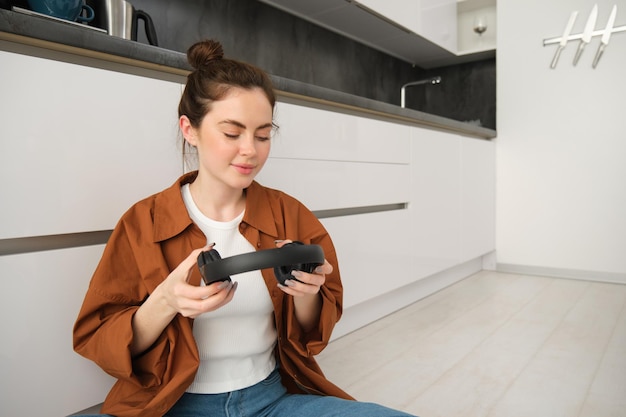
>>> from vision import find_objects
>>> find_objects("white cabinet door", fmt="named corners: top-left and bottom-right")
top-left (356, 0), bottom-right (457, 52)
top-left (460, 137), bottom-right (495, 262)
top-left (0, 50), bottom-right (183, 239)
top-left (410, 127), bottom-right (461, 278)
top-left (257, 100), bottom-right (411, 210)
top-left (272, 102), bottom-right (411, 164)
top-left (356, 0), bottom-right (420, 34)
top-left (321, 209), bottom-right (413, 308)
top-left (410, 127), bottom-right (495, 278)
top-left (256, 159), bottom-right (410, 211)
top-left (0, 246), bottom-right (115, 416)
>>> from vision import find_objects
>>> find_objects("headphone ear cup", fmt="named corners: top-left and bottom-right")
top-left (198, 249), bottom-right (232, 285)
top-left (273, 242), bottom-right (322, 285)
top-left (274, 265), bottom-right (294, 286)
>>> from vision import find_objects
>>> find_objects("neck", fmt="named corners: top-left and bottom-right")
top-left (189, 177), bottom-right (246, 222)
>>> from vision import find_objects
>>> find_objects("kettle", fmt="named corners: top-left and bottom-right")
top-left (88, 0), bottom-right (158, 46)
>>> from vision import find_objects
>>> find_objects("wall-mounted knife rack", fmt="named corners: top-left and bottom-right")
top-left (543, 25), bottom-right (626, 45)
top-left (544, 4), bottom-right (623, 69)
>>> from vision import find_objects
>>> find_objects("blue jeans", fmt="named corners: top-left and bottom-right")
top-left (76, 368), bottom-right (417, 417)
top-left (166, 368), bottom-right (416, 417)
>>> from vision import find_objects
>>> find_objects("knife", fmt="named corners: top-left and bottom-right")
top-left (573, 4), bottom-right (598, 66)
top-left (550, 11), bottom-right (578, 69)
top-left (592, 4), bottom-right (617, 68)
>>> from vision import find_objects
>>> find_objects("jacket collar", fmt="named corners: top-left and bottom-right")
top-left (152, 171), bottom-right (278, 242)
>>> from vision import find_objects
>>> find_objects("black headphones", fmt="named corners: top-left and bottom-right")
top-left (197, 241), bottom-right (325, 286)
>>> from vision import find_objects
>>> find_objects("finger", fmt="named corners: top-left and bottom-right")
top-left (274, 239), bottom-right (293, 248)
top-left (290, 270), bottom-right (325, 287)
top-left (198, 281), bottom-right (238, 311)
top-left (313, 259), bottom-right (333, 275)
top-left (278, 280), bottom-right (318, 297)
top-left (183, 281), bottom-right (236, 317)
top-left (184, 244), bottom-right (216, 283)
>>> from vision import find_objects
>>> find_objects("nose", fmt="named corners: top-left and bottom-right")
top-left (239, 134), bottom-right (257, 156)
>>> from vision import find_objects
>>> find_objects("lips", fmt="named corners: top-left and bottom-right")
top-left (232, 163), bottom-right (255, 175)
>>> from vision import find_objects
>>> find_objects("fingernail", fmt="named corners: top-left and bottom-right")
top-left (291, 270), bottom-right (302, 278)
top-left (314, 266), bottom-right (323, 274)
top-left (284, 279), bottom-right (297, 287)
top-left (274, 239), bottom-right (285, 244)
top-left (217, 280), bottom-right (231, 290)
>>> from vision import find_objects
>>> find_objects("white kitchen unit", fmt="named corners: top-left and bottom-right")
top-left (456, 0), bottom-right (497, 55)
top-left (257, 100), bottom-right (495, 330)
top-left (0, 43), bottom-right (185, 416)
top-left (0, 35), bottom-right (494, 415)
top-left (258, 0), bottom-right (495, 67)
top-left (257, 101), bottom-right (413, 310)
top-left (357, 0), bottom-right (458, 53)
top-left (410, 128), bottom-right (462, 278)
top-left (0, 47), bottom-right (183, 240)
top-left (0, 246), bottom-right (116, 416)
top-left (459, 136), bottom-right (495, 262)
top-left (410, 129), bottom-right (495, 275)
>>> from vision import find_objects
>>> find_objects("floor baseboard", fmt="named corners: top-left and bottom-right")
top-left (496, 263), bottom-right (626, 285)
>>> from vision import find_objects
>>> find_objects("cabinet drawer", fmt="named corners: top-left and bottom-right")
top-left (321, 209), bottom-right (413, 308)
top-left (257, 159), bottom-right (410, 211)
top-left (0, 51), bottom-right (182, 239)
top-left (272, 102), bottom-right (410, 164)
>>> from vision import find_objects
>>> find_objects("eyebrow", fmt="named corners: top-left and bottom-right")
top-left (219, 119), bottom-right (273, 130)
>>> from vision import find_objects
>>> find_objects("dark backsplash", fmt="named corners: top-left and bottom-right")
top-left (129, 0), bottom-right (495, 129)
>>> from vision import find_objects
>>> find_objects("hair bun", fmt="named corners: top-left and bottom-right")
top-left (187, 39), bottom-right (225, 70)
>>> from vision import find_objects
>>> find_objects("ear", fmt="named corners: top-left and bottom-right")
top-left (180, 115), bottom-right (198, 147)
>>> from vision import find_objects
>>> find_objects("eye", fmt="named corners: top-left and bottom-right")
top-left (255, 128), bottom-right (273, 142)
top-left (223, 132), bottom-right (240, 139)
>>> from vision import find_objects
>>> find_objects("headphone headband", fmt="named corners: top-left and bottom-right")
top-left (198, 242), bottom-right (325, 285)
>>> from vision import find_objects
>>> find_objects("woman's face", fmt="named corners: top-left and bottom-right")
top-left (181, 87), bottom-right (273, 192)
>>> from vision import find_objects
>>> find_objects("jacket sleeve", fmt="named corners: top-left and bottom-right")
top-left (72, 213), bottom-right (174, 388)
top-left (282, 206), bottom-right (344, 357)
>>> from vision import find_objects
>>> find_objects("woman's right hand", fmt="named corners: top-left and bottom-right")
top-left (130, 246), bottom-right (237, 356)
top-left (158, 245), bottom-right (238, 318)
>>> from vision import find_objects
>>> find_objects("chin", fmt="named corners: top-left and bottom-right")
top-left (232, 177), bottom-right (256, 190)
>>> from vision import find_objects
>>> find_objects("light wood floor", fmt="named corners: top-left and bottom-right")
top-left (316, 271), bottom-right (626, 417)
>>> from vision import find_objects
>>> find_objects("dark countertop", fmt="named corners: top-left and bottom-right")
top-left (0, 8), bottom-right (496, 139)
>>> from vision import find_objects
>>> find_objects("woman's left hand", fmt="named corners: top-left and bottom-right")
top-left (278, 261), bottom-right (332, 297)
top-left (275, 240), bottom-right (332, 331)
top-left (274, 240), bottom-right (332, 297)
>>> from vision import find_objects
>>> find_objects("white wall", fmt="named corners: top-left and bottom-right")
top-left (496, 0), bottom-right (626, 282)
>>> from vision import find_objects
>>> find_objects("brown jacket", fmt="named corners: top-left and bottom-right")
top-left (73, 171), bottom-right (353, 417)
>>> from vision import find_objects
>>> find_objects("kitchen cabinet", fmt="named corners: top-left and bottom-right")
top-left (357, 0), bottom-right (457, 53)
top-left (0, 48), bottom-right (183, 240)
top-left (410, 127), bottom-right (495, 278)
top-left (270, 102), bottom-right (411, 164)
top-left (257, 100), bottom-right (495, 309)
top-left (0, 37), bottom-right (494, 415)
top-left (259, 0), bottom-right (494, 68)
top-left (322, 209), bottom-right (413, 309)
top-left (410, 129), bottom-right (461, 278)
top-left (256, 101), bottom-right (413, 307)
top-left (0, 245), bottom-right (115, 416)
top-left (460, 137), bottom-right (495, 262)
top-left (456, 0), bottom-right (497, 55)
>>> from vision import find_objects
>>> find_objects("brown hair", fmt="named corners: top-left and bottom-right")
top-left (178, 39), bottom-right (276, 128)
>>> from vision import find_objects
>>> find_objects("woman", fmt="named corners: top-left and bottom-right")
top-left (73, 39), bottom-right (416, 417)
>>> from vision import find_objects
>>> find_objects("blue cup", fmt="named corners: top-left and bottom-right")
top-left (27, 0), bottom-right (95, 23)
